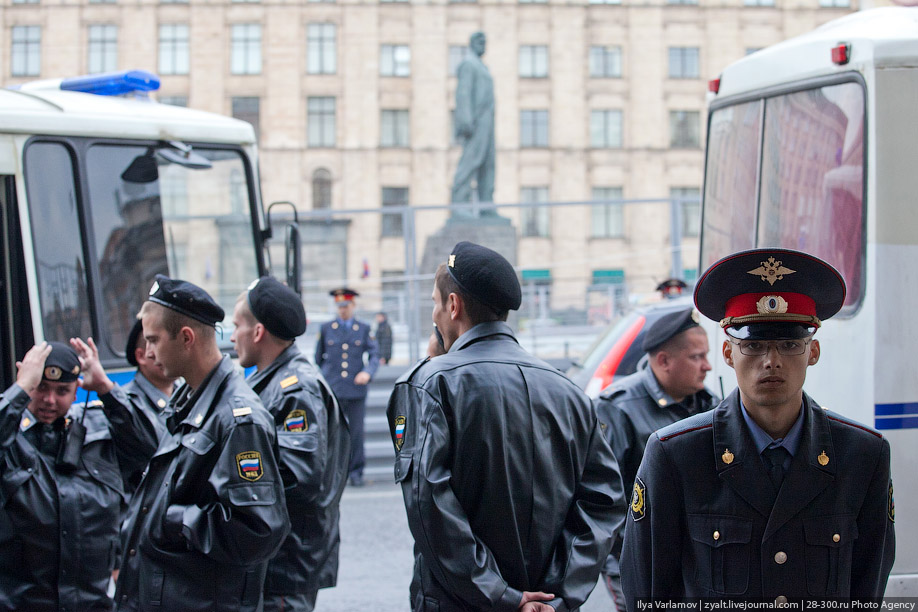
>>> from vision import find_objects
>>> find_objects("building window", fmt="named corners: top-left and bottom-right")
top-left (381, 110), bottom-right (410, 147)
top-left (672, 187), bottom-right (701, 237)
top-left (589, 45), bottom-right (621, 78)
top-left (668, 47), bottom-right (699, 79)
top-left (521, 269), bottom-right (552, 319)
top-left (744, 0), bottom-right (774, 5)
top-left (819, 0), bottom-right (849, 6)
top-left (11, 26), bottom-right (41, 77)
top-left (590, 110), bottom-right (623, 148)
top-left (381, 187), bottom-right (408, 237)
top-left (88, 25), bottom-right (118, 74)
top-left (158, 24), bottom-right (189, 76)
top-left (520, 110), bottom-right (549, 148)
top-left (667, 0), bottom-right (698, 5)
top-left (521, 187), bottom-right (550, 238)
top-left (160, 0), bottom-right (189, 3)
top-left (519, 45), bottom-right (548, 78)
top-left (232, 97), bottom-right (260, 141)
top-left (230, 24), bottom-right (261, 75)
top-left (232, 0), bottom-right (259, 3)
top-left (520, 0), bottom-right (548, 4)
top-left (159, 96), bottom-right (187, 107)
top-left (670, 110), bottom-right (700, 148)
top-left (313, 169), bottom-right (332, 209)
top-left (591, 187), bottom-right (624, 238)
top-left (448, 46), bottom-right (469, 77)
top-left (380, 44), bottom-right (411, 77)
top-left (12, 0), bottom-right (40, 4)
top-left (588, 0), bottom-right (622, 4)
top-left (307, 23), bottom-right (336, 75)
top-left (307, 97), bottom-right (336, 147)
top-left (89, 0), bottom-right (116, 3)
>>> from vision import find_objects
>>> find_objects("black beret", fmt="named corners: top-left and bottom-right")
top-left (447, 241), bottom-right (521, 312)
top-left (642, 307), bottom-right (701, 353)
top-left (44, 341), bottom-right (81, 383)
top-left (247, 276), bottom-right (306, 340)
top-left (125, 319), bottom-right (143, 367)
top-left (147, 274), bottom-right (225, 327)
top-left (694, 248), bottom-right (845, 338)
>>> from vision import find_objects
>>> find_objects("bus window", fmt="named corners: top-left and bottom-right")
top-left (701, 99), bottom-right (761, 269)
top-left (758, 82), bottom-right (864, 311)
top-left (23, 142), bottom-right (94, 342)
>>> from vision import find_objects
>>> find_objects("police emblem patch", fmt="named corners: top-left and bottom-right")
top-left (285, 409), bottom-right (307, 432)
top-left (630, 477), bottom-right (646, 521)
top-left (394, 416), bottom-right (407, 451)
top-left (236, 451), bottom-right (264, 481)
top-left (889, 480), bottom-right (895, 523)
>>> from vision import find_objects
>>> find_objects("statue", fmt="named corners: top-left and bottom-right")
top-left (451, 32), bottom-right (497, 218)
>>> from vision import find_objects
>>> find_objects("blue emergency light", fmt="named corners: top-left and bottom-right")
top-left (60, 70), bottom-right (160, 96)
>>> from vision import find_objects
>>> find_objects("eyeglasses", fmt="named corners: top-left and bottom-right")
top-left (727, 338), bottom-right (811, 356)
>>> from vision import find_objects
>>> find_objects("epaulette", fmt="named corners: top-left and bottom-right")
top-left (824, 409), bottom-right (883, 439)
top-left (395, 357), bottom-right (431, 385)
top-left (598, 384), bottom-right (627, 401)
top-left (657, 411), bottom-right (714, 441)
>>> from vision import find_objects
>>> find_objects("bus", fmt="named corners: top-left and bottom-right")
top-left (0, 71), bottom-right (295, 389)
top-left (700, 7), bottom-right (918, 593)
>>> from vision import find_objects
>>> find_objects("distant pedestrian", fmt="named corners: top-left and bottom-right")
top-left (375, 312), bottom-right (393, 364)
top-left (315, 288), bottom-right (379, 487)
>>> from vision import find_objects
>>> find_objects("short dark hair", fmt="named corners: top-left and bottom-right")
top-left (435, 264), bottom-right (508, 325)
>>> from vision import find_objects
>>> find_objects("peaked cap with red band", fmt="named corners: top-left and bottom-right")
top-left (330, 288), bottom-right (359, 304)
top-left (694, 248), bottom-right (846, 339)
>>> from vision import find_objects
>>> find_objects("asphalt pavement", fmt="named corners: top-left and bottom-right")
top-left (316, 481), bottom-right (613, 611)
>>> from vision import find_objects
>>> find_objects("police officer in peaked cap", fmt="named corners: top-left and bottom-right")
top-left (387, 241), bottom-right (626, 611)
top-left (621, 249), bottom-right (895, 606)
top-left (232, 276), bottom-right (350, 612)
top-left (314, 287), bottom-right (379, 487)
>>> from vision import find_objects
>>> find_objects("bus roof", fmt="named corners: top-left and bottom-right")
top-left (0, 87), bottom-right (256, 145)
top-left (715, 7), bottom-right (918, 100)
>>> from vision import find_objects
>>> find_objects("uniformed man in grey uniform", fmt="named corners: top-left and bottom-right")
top-left (232, 276), bottom-right (350, 612)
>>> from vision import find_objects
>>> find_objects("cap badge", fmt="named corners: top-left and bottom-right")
top-left (149, 281), bottom-right (159, 296)
top-left (448, 254), bottom-right (456, 268)
top-left (691, 310), bottom-right (700, 323)
top-left (756, 295), bottom-right (789, 315)
top-left (722, 449), bottom-right (734, 465)
top-left (817, 450), bottom-right (830, 466)
top-left (747, 257), bottom-right (796, 286)
top-left (394, 415), bottom-right (407, 451)
top-left (630, 477), bottom-right (646, 521)
top-left (45, 366), bottom-right (62, 381)
top-left (247, 278), bottom-right (259, 291)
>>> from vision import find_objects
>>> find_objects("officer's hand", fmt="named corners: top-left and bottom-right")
top-left (518, 591), bottom-right (555, 611)
top-left (15, 342), bottom-right (52, 394)
top-left (354, 371), bottom-right (371, 385)
top-left (71, 337), bottom-right (115, 395)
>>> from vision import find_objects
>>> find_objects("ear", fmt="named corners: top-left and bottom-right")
top-left (252, 323), bottom-right (266, 344)
top-left (722, 340), bottom-right (735, 368)
top-left (807, 338), bottom-right (820, 366)
top-left (652, 350), bottom-right (669, 371)
top-left (134, 347), bottom-right (146, 364)
top-left (180, 326), bottom-right (195, 349)
top-left (447, 292), bottom-right (462, 321)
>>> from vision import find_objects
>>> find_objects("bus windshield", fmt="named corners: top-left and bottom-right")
top-left (24, 139), bottom-right (259, 358)
top-left (702, 80), bottom-right (864, 312)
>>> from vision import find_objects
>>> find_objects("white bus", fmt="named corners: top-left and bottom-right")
top-left (700, 8), bottom-right (918, 593)
top-left (0, 71), bottom-right (295, 389)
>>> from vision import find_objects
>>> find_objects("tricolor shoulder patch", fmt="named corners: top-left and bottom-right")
top-left (285, 409), bottom-right (307, 432)
top-left (630, 477), bottom-right (646, 521)
top-left (394, 415), bottom-right (407, 451)
top-left (236, 451), bottom-right (264, 481)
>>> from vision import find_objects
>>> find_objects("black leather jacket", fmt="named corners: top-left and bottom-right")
top-left (247, 345), bottom-right (350, 596)
top-left (0, 383), bottom-right (126, 612)
top-left (114, 356), bottom-right (290, 612)
top-left (387, 322), bottom-right (627, 612)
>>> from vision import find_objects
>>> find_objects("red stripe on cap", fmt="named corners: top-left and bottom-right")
top-left (724, 292), bottom-right (816, 320)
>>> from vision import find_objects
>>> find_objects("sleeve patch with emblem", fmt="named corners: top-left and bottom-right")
top-left (236, 451), bottom-right (264, 481)
top-left (630, 477), bottom-right (646, 521)
top-left (284, 409), bottom-right (307, 432)
top-left (280, 375), bottom-right (299, 389)
top-left (394, 415), bottom-right (407, 451)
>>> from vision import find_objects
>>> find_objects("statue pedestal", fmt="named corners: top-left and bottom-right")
top-left (420, 219), bottom-right (518, 276)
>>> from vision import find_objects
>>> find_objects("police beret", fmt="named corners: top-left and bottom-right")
top-left (247, 276), bottom-right (306, 340)
top-left (125, 319), bottom-right (143, 367)
top-left (44, 341), bottom-right (81, 383)
top-left (642, 307), bottom-right (701, 352)
top-left (447, 241), bottom-right (521, 312)
top-left (147, 274), bottom-right (225, 327)
top-left (694, 248), bottom-right (846, 339)
top-left (330, 288), bottom-right (359, 304)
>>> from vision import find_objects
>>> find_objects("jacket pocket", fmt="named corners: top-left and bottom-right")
top-left (688, 514), bottom-right (753, 595)
top-left (394, 452), bottom-right (413, 483)
top-left (804, 515), bottom-right (857, 596)
top-left (227, 481), bottom-right (277, 507)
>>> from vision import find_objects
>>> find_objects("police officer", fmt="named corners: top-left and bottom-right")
top-left (595, 307), bottom-right (717, 610)
top-left (315, 288), bottom-right (379, 487)
top-left (114, 275), bottom-right (290, 612)
top-left (621, 249), bottom-right (896, 605)
top-left (387, 241), bottom-right (626, 611)
top-left (0, 341), bottom-right (128, 611)
top-left (231, 277), bottom-right (350, 612)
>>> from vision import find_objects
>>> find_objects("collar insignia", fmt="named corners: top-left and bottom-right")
top-left (20, 415), bottom-right (32, 430)
top-left (747, 256), bottom-right (796, 286)
top-left (722, 448), bottom-right (734, 465)
top-left (817, 450), bottom-right (829, 466)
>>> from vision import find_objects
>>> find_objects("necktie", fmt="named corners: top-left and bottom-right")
top-left (762, 446), bottom-right (791, 491)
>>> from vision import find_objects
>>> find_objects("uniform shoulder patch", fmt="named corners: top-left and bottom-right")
top-left (630, 476), bottom-right (646, 521)
top-left (394, 415), bottom-right (407, 451)
top-left (280, 375), bottom-right (299, 389)
top-left (236, 451), bottom-right (264, 481)
top-left (284, 409), bottom-right (307, 432)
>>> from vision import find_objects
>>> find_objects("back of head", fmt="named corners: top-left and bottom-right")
top-left (437, 241), bottom-right (521, 325)
top-left (245, 276), bottom-right (306, 341)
